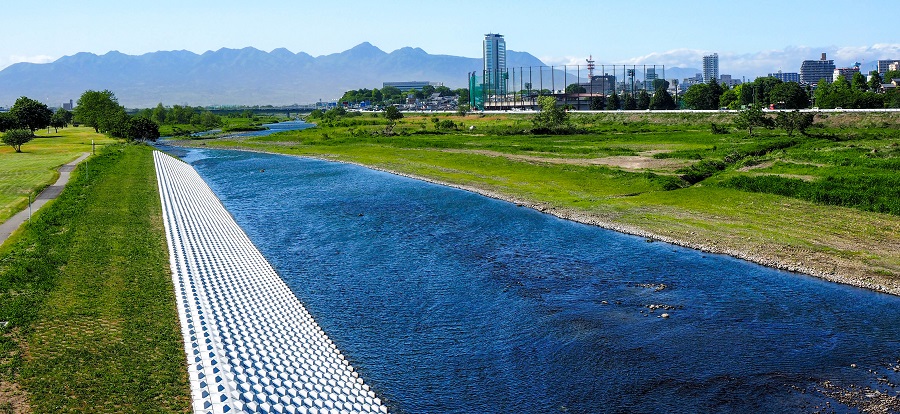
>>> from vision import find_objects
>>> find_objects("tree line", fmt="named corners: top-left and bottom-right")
top-left (0, 96), bottom-right (75, 152)
top-left (133, 103), bottom-right (222, 129)
top-left (339, 85), bottom-right (467, 106)
top-left (683, 71), bottom-right (900, 110)
top-left (1, 90), bottom-right (160, 152)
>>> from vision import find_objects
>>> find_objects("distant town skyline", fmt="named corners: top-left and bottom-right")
top-left (1, 0), bottom-right (897, 80)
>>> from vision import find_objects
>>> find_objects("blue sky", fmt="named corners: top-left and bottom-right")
top-left (2, 0), bottom-right (897, 78)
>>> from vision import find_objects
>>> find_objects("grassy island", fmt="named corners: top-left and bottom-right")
top-left (173, 110), bottom-right (900, 295)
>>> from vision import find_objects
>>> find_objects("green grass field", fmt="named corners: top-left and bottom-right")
top-left (0, 127), bottom-right (116, 223)
top-left (0, 144), bottom-right (190, 413)
top-left (186, 111), bottom-right (900, 291)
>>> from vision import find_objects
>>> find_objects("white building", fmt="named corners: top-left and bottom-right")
top-left (703, 53), bottom-right (719, 83)
top-left (483, 33), bottom-right (507, 95)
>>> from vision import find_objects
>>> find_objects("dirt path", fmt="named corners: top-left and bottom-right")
top-left (442, 148), bottom-right (693, 171)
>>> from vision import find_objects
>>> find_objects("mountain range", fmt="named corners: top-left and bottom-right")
top-left (0, 43), bottom-right (701, 108)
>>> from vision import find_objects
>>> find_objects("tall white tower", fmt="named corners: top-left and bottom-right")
top-left (703, 53), bottom-right (719, 84)
top-left (483, 33), bottom-right (507, 94)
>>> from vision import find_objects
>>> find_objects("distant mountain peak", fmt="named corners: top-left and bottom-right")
top-left (0, 43), bottom-right (547, 107)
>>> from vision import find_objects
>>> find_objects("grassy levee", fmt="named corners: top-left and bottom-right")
top-left (182, 111), bottom-right (900, 294)
top-left (0, 127), bottom-right (117, 224)
top-left (0, 144), bottom-right (190, 413)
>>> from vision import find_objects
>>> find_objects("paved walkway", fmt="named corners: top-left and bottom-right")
top-left (154, 151), bottom-right (388, 414)
top-left (0, 152), bottom-right (90, 246)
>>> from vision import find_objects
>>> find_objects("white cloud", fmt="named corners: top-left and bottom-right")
top-left (0, 54), bottom-right (57, 70)
top-left (606, 44), bottom-right (900, 79)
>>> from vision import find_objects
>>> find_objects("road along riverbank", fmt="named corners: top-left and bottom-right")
top-left (153, 150), bottom-right (387, 413)
top-left (0, 152), bottom-right (89, 246)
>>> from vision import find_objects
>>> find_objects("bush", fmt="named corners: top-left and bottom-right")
top-left (710, 122), bottom-right (729, 134)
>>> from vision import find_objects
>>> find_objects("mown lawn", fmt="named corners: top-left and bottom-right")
top-left (0, 144), bottom-right (190, 413)
top-left (0, 127), bottom-right (116, 223)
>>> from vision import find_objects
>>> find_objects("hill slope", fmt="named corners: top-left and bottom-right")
top-left (0, 43), bottom-right (546, 107)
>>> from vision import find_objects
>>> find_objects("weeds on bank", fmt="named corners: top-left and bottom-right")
top-left (0, 144), bottom-right (190, 412)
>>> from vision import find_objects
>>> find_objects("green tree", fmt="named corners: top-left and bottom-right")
top-left (151, 103), bottom-right (168, 125)
top-left (381, 86), bottom-right (402, 101)
top-left (734, 104), bottom-right (772, 136)
top-left (50, 108), bottom-right (71, 132)
top-left (565, 83), bottom-right (586, 94)
top-left (103, 108), bottom-right (131, 138)
top-left (867, 71), bottom-right (883, 91)
top-left (75, 90), bottom-right (122, 132)
top-left (851, 72), bottom-right (868, 91)
top-left (649, 87), bottom-right (676, 110)
top-left (384, 105), bottom-right (403, 131)
top-left (636, 90), bottom-right (651, 110)
top-left (2, 129), bottom-right (34, 152)
top-left (652, 79), bottom-right (670, 91)
top-left (11, 96), bottom-right (53, 133)
top-left (775, 110), bottom-right (813, 137)
top-left (0, 112), bottom-right (20, 132)
top-left (719, 87), bottom-right (740, 109)
top-left (770, 82), bottom-right (809, 109)
top-left (532, 96), bottom-right (569, 131)
top-left (455, 88), bottom-right (470, 107)
top-left (126, 117), bottom-right (160, 141)
top-left (623, 93), bottom-right (637, 110)
top-left (683, 84), bottom-right (712, 109)
top-left (606, 92), bottom-right (620, 110)
top-left (371, 88), bottom-right (383, 103)
top-left (707, 79), bottom-right (724, 109)
top-left (589, 96), bottom-right (605, 110)
top-left (421, 85), bottom-right (436, 96)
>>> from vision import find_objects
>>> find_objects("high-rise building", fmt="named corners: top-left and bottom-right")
top-left (703, 53), bottom-right (719, 83)
top-left (483, 33), bottom-right (507, 95)
top-left (800, 53), bottom-right (835, 84)
top-left (833, 67), bottom-right (860, 83)
top-left (878, 60), bottom-right (900, 75)
top-left (769, 71), bottom-right (800, 83)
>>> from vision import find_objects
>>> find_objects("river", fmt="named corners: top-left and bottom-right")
top-left (160, 146), bottom-right (900, 413)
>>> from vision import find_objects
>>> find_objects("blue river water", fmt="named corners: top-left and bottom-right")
top-left (162, 146), bottom-right (900, 413)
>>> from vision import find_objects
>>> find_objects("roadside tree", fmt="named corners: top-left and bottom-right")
top-left (606, 92), bottom-right (620, 110)
top-left (10, 96), bottom-right (52, 133)
top-left (636, 90), bottom-right (651, 110)
top-left (623, 93), bottom-right (637, 110)
top-left (2, 129), bottom-right (34, 152)
top-left (683, 84), bottom-right (712, 109)
top-left (719, 86), bottom-right (741, 109)
top-left (769, 82), bottom-right (809, 109)
top-left (649, 87), bottom-right (676, 110)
